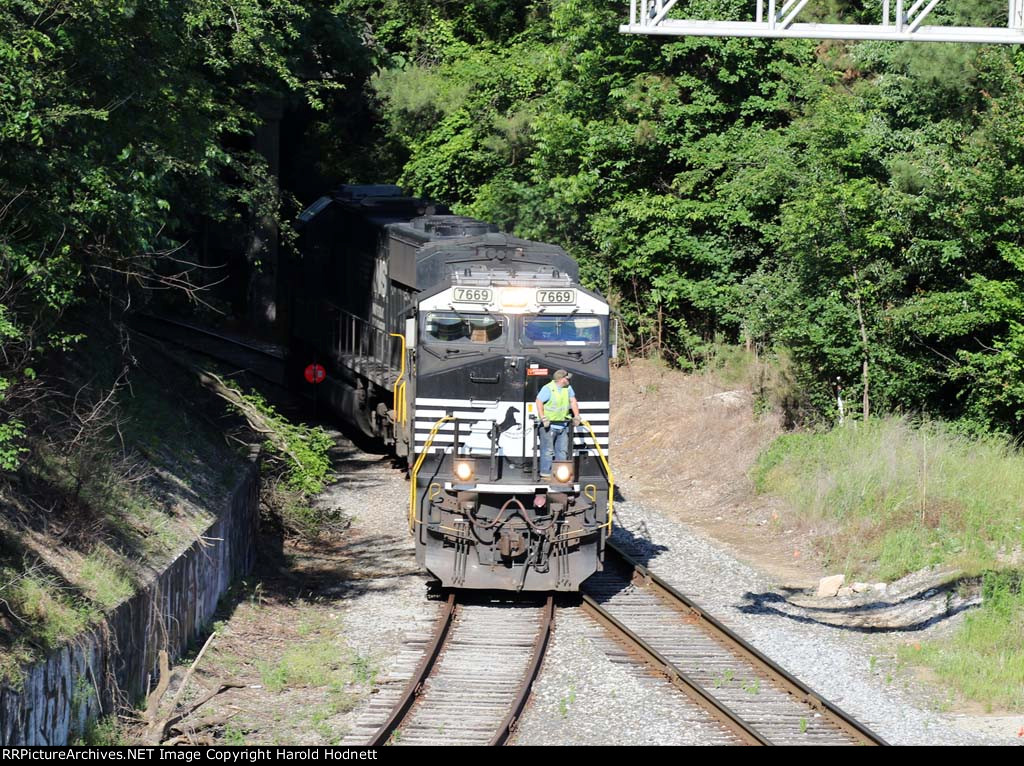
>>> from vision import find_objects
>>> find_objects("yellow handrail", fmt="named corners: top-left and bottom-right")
top-left (408, 416), bottom-right (454, 532)
top-left (580, 420), bottom-right (614, 532)
top-left (388, 332), bottom-right (407, 425)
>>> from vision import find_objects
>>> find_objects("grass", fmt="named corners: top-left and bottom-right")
top-left (74, 715), bottom-right (125, 746)
top-left (0, 326), bottom-right (251, 691)
top-left (903, 571), bottom-right (1024, 711)
top-left (5, 570), bottom-right (98, 645)
top-left (0, 566), bottom-right (100, 682)
top-left (222, 725), bottom-right (247, 746)
top-left (350, 654), bottom-right (378, 686)
top-left (258, 638), bottom-right (350, 693)
top-left (753, 416), bottom-right (1024, 581)
top-left (79, 549), bottom-right (135, 609)
top-left (755, 417), bottom-right (1024, 711)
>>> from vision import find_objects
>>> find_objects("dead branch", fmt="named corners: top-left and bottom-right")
top-left (143, 650), bottom-right (171, 738)
top-left (198, 370), bottom-right (306, 469)
top-left (167, 631), bottom-right (217, 715)
top-left (169, 710), bottom-right (239, 737)
top-left (143, 633), bottom-right (237, 745)
top-left (155, 682), bottom-right (245, 743)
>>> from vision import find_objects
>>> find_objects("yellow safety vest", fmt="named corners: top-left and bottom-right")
top-left (543, 381), bottom-right (570, 422)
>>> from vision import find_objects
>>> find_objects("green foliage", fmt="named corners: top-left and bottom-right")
top-left (258, 637), bottom-right (348, 692)
top-left (79, 549), bottom-right (135, 610)
top-left (0, 418), bottom-right (28, 471)
top-left (0, 567), bottom-right (99, 677)
top-left (0, 0), bottom-right (365, 471)
top-left (353, 0), bottom-right (1024, 434)
top-left (754, 417), bottom-right (1024, 579)
top-left (229, 386), bottom-right (334, 496)
top-left (74, 715), bottom-right (125, 747)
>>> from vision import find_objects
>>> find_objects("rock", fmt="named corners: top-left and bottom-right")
top-left (703, 390), bottom-right (747, 408)
top-left (873, 582), bottom-right (888, 595)
top-left (817, 574), bottom-right (846, 598)
top-left (851, 582), bottom-right (871, 593)
top-left (837, 587), bottom-right (854, 598)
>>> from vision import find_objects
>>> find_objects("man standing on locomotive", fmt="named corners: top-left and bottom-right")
top-left (535, 369), bottom-right (582, 478)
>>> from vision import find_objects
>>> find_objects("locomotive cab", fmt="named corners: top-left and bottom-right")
top-left (407, 233), bottom-right (613, 591)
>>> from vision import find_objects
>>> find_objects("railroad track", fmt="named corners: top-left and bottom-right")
top-left (361, 593), bottom-right (553, 746)
top-left (129, 313), bottom-right (287, 386)
top-left (580, 541), bottom-right (888, 746)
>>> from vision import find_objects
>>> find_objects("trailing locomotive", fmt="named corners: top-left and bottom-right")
top-left (290, 185), bottom-right (614, 591)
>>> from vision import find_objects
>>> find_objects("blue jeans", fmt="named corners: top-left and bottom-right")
top-left (539, 422), bottom-right (570, 475)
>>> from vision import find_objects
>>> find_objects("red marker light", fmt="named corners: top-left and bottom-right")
top-left (304, 363), bottom-right (326, 384)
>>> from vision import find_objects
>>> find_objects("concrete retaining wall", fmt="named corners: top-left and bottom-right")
top-left (0, 458), bottom-right (260, 745)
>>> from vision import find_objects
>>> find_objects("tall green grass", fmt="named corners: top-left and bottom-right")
top-left (753, 416), bottom-right (1024, 581)
top-left (755, 417), bottom-right (1024, 710)
top-left (904, 572), bottom-right (1024, 710)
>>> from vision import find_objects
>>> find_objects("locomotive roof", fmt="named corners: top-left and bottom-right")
top-left (296, 185), bottom-right (450, 230)
top-left (297, 186), bottom-right (595, 297)
top-left (399, 223), bottom-right (582, 295)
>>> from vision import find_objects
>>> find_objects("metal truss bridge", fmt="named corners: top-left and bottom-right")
top-left (621, 1), bottom-right (1024, 43)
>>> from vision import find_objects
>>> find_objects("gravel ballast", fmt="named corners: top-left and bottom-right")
top-left (601, 499), bottom-right (1014, 746)
top-left (327, 449), bottom-right (1019, 745)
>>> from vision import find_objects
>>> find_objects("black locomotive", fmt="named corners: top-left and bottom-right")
top-left (291, 185), bottom-right (613, 590)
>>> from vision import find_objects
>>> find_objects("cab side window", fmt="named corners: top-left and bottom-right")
top-left (424, 312), bottom-right (505, 344)
top-left (522, 316), bottom-right (602, 345)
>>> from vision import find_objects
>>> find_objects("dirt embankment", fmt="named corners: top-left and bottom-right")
top-left (609, 358), bottom-right (825, 588)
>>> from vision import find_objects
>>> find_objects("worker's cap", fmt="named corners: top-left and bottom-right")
top-left (553, 369), bottom-right (572, 381)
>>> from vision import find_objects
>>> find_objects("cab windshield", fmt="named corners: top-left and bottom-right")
top-left (522, 315), bottom-right (602, 346)
top-left (423, 312), bottom-right (506, 344)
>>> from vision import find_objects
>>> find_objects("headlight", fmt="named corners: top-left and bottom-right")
top-left (553, 461), bottom-right (573, 484)
top-left (453, 459), bottom-right (476, 482)
top-left (499, 287), bottom-right (529, 309)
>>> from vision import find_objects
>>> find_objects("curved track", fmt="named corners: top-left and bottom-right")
top-left (580, 541), bottom-right (888, 746)
top-left (369, 594), bottom-right (554, 746)
top-left (129, 313), bottom-right (287, 386)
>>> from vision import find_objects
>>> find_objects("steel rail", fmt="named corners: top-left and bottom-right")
top-left (129, 314), bottom-right (286, 389)
top-left (605, 540), bottom-right (889, 746)
top-left (488, 595), bottom-right (555, 746)
top-left (368, 592), bottom-right (458, 746)
top-left (132, 313), bottom-right (284, 359)
top-left (580, 592), bottom-right (769, 746)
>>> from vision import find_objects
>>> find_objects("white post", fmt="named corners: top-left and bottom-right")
top-left (883, 0), bottom-right (891, 26)
top-left (630, 0), bottom-right (637, 26)
top-left (768, 0), bottom-right (776, 28)
top-left (756, 0), bottom-right (764, 23)
top-left (896, 0), bottom-right (904, 31)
